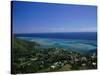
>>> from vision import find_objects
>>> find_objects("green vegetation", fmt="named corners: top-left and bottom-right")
top-left (11, 37), bottom-right (97, 74)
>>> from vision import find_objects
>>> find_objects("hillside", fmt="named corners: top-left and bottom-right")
top-left (11, 37), bottom-right (97, 74)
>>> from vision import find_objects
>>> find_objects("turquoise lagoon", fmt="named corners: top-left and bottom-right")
top-left (17, 37), bottom-right (97, 54)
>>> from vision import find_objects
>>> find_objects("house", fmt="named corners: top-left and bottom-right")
top-left (81, 57), bottom-right (87, 61)
top-left (50, 65), bottom-right (56, 69)
top-left (91, 53), bottom-right (96, 59)
top-left (92, 62), bottom-right (96, 66)
top-left (81, 63), bottom-right (86, 66)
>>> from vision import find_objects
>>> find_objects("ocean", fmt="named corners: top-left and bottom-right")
top-left (15, 32), bottom-right (97, 54)
top-left (15, 32), bottom-right (97, 40)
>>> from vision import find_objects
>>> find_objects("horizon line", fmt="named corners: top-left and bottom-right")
top-left (13, 31), bottom-right (97, 34)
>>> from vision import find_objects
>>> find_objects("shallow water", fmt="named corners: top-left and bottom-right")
top-left (17, 37), bottom-right (97, 53)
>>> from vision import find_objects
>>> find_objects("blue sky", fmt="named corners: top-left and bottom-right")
top-left (12, 1), bottom-right (97, 33)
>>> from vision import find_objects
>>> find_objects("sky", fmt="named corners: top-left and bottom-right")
top-left (12, 1), bottom-right (97, 33)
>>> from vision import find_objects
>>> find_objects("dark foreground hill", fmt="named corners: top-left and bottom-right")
top-left (11, 37), bottom-right (97, 74)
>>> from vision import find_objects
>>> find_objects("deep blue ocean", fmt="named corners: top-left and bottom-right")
top-left (15, 32), bottom-right (97, 54)
top-left (15, 32), bottom-right (97, 40)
